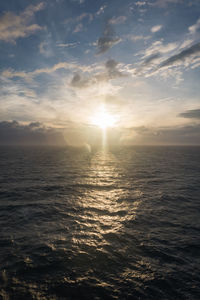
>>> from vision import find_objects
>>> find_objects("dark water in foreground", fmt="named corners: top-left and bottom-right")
top-left (0, 146), bottom-right (200, 300)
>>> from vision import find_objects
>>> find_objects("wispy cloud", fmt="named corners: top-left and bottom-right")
top-left (96, 5), bottom-right (107, 16)
top-left (151, 25), bottom-right (162, 33)
top-left (0, 2), bottom-right (44, 43)
top-left (127, 38), bottom-right (200, 83)
top-left (135, 1), bottom-right (146, 6)
top-left (188, 18), bottom-right (200, 34)
top-left (159, 42), bottom-right (200, 68)
top-left (57, 42), bottom-right (80, 48)
top-left (1, 61), bottom-right (92, 80)
top-left (39, 37), bottom-right (54, 57)
top-left (76, 13), bottom-right (93, 22)
top-left (127, 35), bottom-right (151, 41)
top-left (144, 40), bottom-right (178, 57)
top-left (143, 53), bottom-right (161, 65)
top-left (73, 23), bottom-right (83, 33)
top-left (109, 16), bottom-right (127, 25)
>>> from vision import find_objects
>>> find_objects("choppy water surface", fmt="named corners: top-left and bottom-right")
top-left (0, 146), bottom-right (200, 299)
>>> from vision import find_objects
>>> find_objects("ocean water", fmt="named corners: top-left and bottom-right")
top-left (0, 146), bottom-right (200, 300)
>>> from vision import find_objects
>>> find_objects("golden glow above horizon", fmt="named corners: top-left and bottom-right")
top-left (91, 106), bottom-right (116, 129)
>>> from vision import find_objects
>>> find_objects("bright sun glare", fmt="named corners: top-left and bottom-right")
top-left (92, 107), bottom-right (116, 129)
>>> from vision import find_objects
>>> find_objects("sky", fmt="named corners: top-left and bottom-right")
top-left (0, 0), bottom-right (200, 145)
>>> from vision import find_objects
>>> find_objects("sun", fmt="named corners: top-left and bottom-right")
top-left (91, 107), bottom-right (116, 129)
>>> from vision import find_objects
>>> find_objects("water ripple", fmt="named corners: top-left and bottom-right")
top-left (0, 146), bottom-right (200, 299)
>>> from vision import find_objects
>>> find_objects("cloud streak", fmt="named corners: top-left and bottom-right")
top-left (1, 61), bottom-right (92, 80)
top-left (125, 123), bottom-right (200, 145)
top-left (179, 108), bottom-right (200, 119)
top-left (159, 42), bottom-right (200, 68)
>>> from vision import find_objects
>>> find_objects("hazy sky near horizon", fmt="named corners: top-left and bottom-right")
top-left (0, 0), bottom-right (200, 145)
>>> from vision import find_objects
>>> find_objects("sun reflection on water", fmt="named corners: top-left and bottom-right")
top-left (72, 149), bottom-right (143, 250)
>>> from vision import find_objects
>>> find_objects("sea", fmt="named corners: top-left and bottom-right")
top-left (0, 146), bottom-right (200, 300)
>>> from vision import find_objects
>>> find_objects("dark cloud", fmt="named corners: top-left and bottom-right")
top-left (105, 59), bottom-right (125, 78)
top-left (128, 124), bottom-right (200, 145)
top-left (0, 121), bottom-right (66, 146)
top-left (70, 73), bottom-right (90, 88)
top-left (97, 20), bottom-right (120, 54)
top-left (179, 108), bottom-right (200, 119)
top-left (28, 122), bottom-right (42, 128)
top-left (159, 42), bottom-right (200, 68)
top-left (106, 59), bottom-right (118, 69)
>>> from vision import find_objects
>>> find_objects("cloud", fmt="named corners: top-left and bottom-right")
top-left (0, 121), bottom-right (66, 146)
top-left (151, 25), bottom-right (162, 33)
top-left (1, 61), bottom-right (92, 80)
top-left (132, 41), bottom-right (178, 76)
top-left (132, 40), bottom-right (200, 80)
top-left (71, 0), bottom-right (85, 4)
top-left (109, 16), bottom-right (127, 25)
top-left (135, 1), bottom-right (146, 6)
top-left (97, 20), bottom-right (121, 54)
top-left (0, 77), bottom-right (37, 100)
top-left (128, 35), bottom-right (151, 41)
top-left (133, 39), bottom-right (200, 82)
top-left (159, 42), bottom-right (200, 68)
top-left (57, 42), bottom-right (80, 48)
top-left (96, 5), bottom-right (107, 16)
top-left (70, 59), bottom-right (126, 88)
top-left (143, 53), bottom-right (161, 65)
top-left (188, 18), bottom-right (200, 34)
top-left (179, 108), bottom-right (200, 119)
top-left (144, 40), bottom-right (178, 57)
top-left (76, 13), bottom-right (93, 22)
top-left (179, 39), bottom-right (193, 49)
top-left (191, 57), bottom-right (200, 69)
top-left (153, 0), bottom-right (183, 8)
top-left (0, 2), bottom-right (44, 43)
top-left (64, 12), bottom-right (93, 26)
top-left (73, 23), bottom-right (83, 33)
top-left (39, 40), bottom-right (54, 57)
top-left (2, 69), bottom-right (31, 81)
top-left (105, 59), bottom-right (126, 78)
top-left (125, 124), bottom-right (200, 145)
top-left (133, 52), bottom-right (161, 76)
top-left (70, 73), bottom-right (90, 88)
